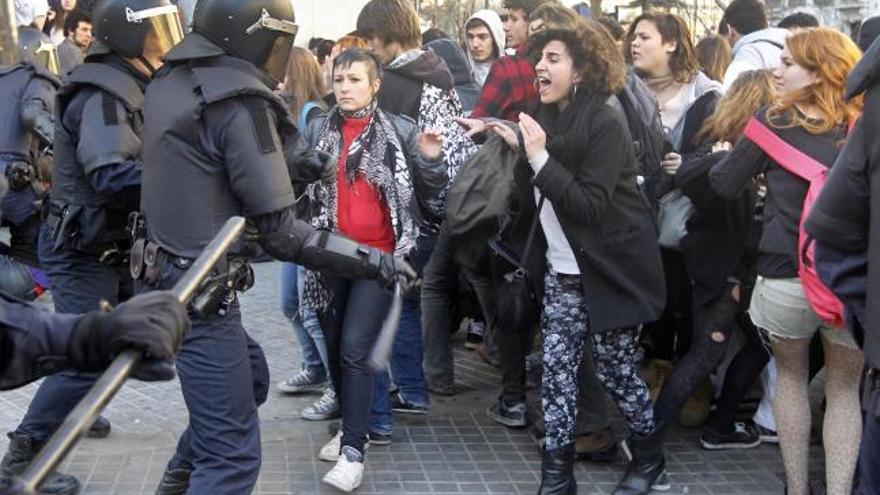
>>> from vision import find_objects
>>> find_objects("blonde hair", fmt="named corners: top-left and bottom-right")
top-left (697, 70), bottom-right (775, 144)
top-left (768, 27), bottom-right (863, 135)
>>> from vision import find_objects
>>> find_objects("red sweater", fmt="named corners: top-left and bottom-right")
top-left (336, 115), bottom-right (395, 253)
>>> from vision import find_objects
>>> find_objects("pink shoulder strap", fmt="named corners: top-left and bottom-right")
top-left (743, 117), bottom-right (827, 181)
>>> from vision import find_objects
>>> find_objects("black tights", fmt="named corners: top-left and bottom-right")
top-left (705, 311), bottom-right (768, 433)
top-left (654, 288), bottom-right (741, 432)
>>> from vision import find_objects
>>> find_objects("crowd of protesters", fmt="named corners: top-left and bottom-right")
top-left (4, 0), bottom-right (880, 493)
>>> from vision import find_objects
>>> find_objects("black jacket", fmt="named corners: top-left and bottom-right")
top-left (805, 38), bottom-right (880, 367)
top-left (676, 148), bottom-right (755, 301)
top-left (378, 49), bottom-right (455, 122)
top-left (710, 107), bottom-right (846, 279)
top-left (505, 92), bottom-right (665, 331)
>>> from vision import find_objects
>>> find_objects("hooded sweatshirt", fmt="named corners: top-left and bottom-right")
top-left (425, 38), bottom-right (481, 114)
top-left (722, 27), bottom-right (788, 91)
top-left (464, 10), bottom-right (505, 87)
top-left (378, 49), bottom-right (478, 227)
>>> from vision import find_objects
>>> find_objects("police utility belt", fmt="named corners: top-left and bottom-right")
top-left (128, 213), bottom-right (254, 319)
top-left (42, 203), bottom-right (130, 266)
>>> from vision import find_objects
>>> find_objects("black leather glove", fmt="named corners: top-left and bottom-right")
top-left (377, 254), bottom-right (418, 292)
top-left (288, 149), bottom-right (336, 184)
top-left (69, 291), bottom-right (190, 381)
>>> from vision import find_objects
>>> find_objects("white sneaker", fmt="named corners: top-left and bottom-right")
top-left (322, 446), bottom-right (364, 492)
top-left (319, 430), bottom-right (370, 462)
top-left (319, 431), bottom-right (343, 462)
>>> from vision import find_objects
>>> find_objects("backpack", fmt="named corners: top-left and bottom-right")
top-left (298, 101), bottom-right (321, 131)
top-left (743, 117), bottom-right (846, 328)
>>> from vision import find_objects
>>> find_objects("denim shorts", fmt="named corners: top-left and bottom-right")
top-left (749, 276), bottom-right (857, 349)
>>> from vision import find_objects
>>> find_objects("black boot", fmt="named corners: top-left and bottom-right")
top-left (612, 433), bottom-right (670, 495)
top-left (537, 444), bottom-right (577, 495)
top-left (154, 465), bottom-right (193, 495)
top-left (86, 415), bottom-right (111, 439)
top-left (0, 432), bottom-right (81, 495)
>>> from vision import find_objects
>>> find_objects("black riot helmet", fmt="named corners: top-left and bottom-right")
top-left (17, 27), bottom-right (61, 75)
top-left (91, 0), bottom-right (184, 61)
top-left (192, 0), bottom-right (298, 78)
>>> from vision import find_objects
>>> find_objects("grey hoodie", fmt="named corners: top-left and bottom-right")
top-left (464, 9), bottom-right (505, 87)
top-left (722, 27), bottom-right (788, 91)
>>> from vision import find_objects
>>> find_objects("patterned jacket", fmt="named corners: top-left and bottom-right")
top-left (470, 45), bottom-right (539, 123)
top-left (377, 49), bottom-right (478, 232)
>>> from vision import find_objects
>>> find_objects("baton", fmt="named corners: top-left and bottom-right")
top-left (367, 283), bottom-right (403, 372)
top-left (15, 216), bottom-right (247, 495)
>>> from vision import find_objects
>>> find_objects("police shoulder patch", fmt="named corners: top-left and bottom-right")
top-left (242, 97), bottom-right (277, 154)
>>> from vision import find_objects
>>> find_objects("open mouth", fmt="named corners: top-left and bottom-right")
top-left (536, 75), bottom-right (553, 96)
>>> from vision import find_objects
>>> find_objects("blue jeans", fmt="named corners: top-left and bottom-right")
top-left (370, 235), bottom-right (435, 434)
top-left (17, 225), bottom-right (132, 444)
top-left (321, 278), bottom-right (391, 454)
top-left (279, 262), bottom-right (329, 379)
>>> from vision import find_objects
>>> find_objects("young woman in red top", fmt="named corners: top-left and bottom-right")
top-left (298, 48), bottom-right (447, 492)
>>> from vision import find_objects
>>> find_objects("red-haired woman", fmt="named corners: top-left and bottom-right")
top-left (710, 28), bottom-right (864, 495)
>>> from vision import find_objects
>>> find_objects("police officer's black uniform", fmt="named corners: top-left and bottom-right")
top-left (137, 0), bottom-right (416, 492)
top-left (0, 2), bottom-right (184, 493)
top-left (0, 28), bottom-right (59, 297)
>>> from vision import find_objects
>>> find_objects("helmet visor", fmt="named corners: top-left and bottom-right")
top-left (263, 34), bottom-right (294, 83)
top-left (35, 42), bottom-right (61, 75)
top-left (126, 5), bottom-right (184, 56)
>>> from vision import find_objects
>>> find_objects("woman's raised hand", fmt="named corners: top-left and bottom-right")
top-left (518, 113), bottom-right (547, 163)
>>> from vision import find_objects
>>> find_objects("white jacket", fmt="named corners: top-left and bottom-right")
top-left (722, 27), bottom-right (789, 91)
top-left (464, 9), bottom-right (506, 87)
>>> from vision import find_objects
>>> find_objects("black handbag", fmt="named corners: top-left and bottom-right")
top-left (489, 195), bottom-right (545, 333)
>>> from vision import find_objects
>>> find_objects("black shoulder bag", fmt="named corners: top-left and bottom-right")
top-left (490, 195), bottom-right (545, 333)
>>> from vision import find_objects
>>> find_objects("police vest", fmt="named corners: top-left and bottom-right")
top-left (141, 47), bottom-right (296, 259)
top-left (0, 64), bottom-right (59, 160)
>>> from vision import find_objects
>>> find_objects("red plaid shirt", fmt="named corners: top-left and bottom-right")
top-left (471, 45), bottom-right (539, 122)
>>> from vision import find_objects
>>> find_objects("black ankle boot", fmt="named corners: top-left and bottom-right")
top-left (537, 444), bottom-right (576, 495)
top-left (154, 465), bottom-right (193, 495)
top-left (612, 433), bottom-right (669, 495)
top-left (0, 432), bottom-right (81, 495)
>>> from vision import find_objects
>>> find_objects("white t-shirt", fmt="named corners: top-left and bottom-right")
top-left (15, 0), bottom-right (48, 27)
top-left (530, 151), bottom-right (580, 275)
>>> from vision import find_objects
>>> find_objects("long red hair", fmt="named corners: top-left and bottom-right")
top-left (768, 28), bottom-right (863, 135)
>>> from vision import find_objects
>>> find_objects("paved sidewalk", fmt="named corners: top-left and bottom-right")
top-left (0, 262), bottom-right (802, 494)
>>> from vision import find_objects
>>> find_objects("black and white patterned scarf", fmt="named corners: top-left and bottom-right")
top-left (301, 102), bottom-right (417, 312)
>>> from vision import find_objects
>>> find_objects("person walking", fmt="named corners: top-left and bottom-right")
top-left (301, 48), bottom-right (447, 492)
top-left (486, 21), bottom-right (666, 495)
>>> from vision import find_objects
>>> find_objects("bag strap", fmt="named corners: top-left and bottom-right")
top-left (743, 117), bottom-right (828, 181)
top-left (520, 195), bottom-right (545, 270)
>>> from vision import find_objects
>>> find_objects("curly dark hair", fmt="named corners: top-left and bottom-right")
top-left (625, 12), bottom-right (699, 84)
top-left (527, 19), bottom-right (627, 98)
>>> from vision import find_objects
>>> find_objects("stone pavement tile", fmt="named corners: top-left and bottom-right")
top-left (0, 262), bottom-right (808, 494)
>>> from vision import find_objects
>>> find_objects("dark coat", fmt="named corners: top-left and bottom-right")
top-left (675, 148), bottom-right (755, 302)
top-left (709, 107), bottom-right (846, 279)
top-left (805, 37), bottom-right (880, 367)
top-left (504, 92), bottom-right (665, 331)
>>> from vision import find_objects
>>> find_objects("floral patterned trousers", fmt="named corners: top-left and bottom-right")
top-left (542, 271), bottom-right (655, 451)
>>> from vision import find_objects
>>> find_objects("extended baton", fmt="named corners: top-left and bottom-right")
top-left (16, 216), bottom-right (247, 495)
top-left (367, 283), bottom-right (403, 372)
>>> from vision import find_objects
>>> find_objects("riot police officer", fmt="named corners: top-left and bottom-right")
top-left (0, 28), bottom-right (59, 297)
top-left (137, 0), bottom-right (417, 492)
top-left (0, 175), bottom-right (189, 491)
top-left (0, 0), bottom-right (184, 493)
